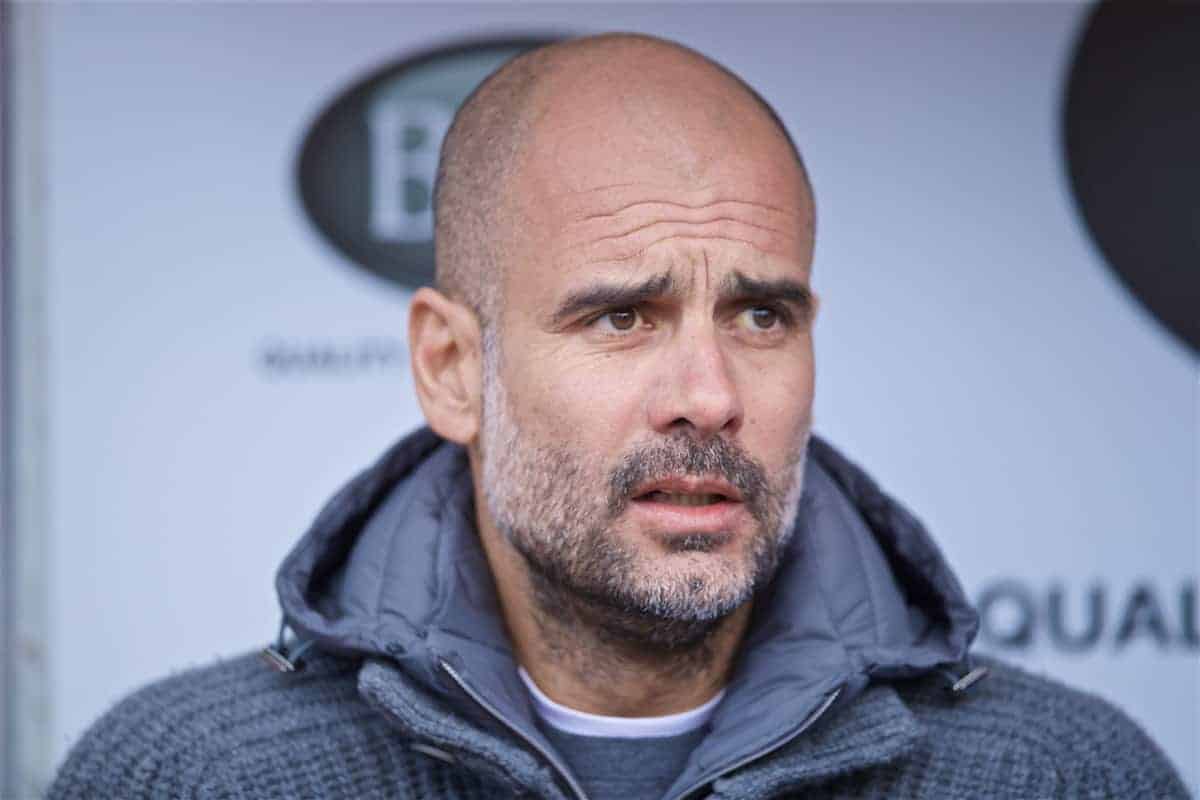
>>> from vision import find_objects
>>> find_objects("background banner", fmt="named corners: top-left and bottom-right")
top-left (6, 3), bottom-right (1196, 795)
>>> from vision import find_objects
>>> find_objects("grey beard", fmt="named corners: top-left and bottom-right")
top-left (478, 331), bottom-right (809, 656)
top-left (486, 430), bottom-right (807, 653)
top-left (513, 517), bottom-right (779, 653)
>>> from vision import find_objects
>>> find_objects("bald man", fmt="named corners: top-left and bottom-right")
top-left (50, 34), bottom-right (1187, 800)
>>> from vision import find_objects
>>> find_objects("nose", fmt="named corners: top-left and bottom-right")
top-left (646, 326), bottom-right (743, 439)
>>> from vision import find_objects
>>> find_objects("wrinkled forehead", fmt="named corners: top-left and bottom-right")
top-left (494, 48), bottom-right (815, 316)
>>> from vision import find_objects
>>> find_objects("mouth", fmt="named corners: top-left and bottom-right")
top-left (636, 491), bottom-right (728, 507)
top-left (627, 477), bottom-right (747, 536)
top-left (630, 476), bottom-right (743, 505)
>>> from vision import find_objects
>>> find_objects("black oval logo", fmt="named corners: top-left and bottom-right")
top-left (297, 37), bottom-right (560, 291)
top-left (1064, 2), bottom-right (1199, 356)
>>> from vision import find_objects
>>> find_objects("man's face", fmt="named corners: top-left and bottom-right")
top-left (477, 68), bottom-right (816, 645)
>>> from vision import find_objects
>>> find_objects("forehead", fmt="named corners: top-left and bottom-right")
top-left (483, 40), bottom-right (818, 317)
top-left (511, 157), bottom-right (814, 310)
top-left (505, 82), bottom-right (813, 305)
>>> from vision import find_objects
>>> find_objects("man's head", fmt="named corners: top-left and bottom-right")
top-left (410, 33), bottom-right (817, 649)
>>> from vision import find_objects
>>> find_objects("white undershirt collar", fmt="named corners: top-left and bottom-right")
top-left (518, 666), bottom-right (726, 738)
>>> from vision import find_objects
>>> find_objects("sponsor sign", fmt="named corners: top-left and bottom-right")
top-left (976, 579), bottom-right (1198, 652)
top-left (297, 37), bottom-right (559, 290)
top-left (1064, 3), bottom-right (1200, 355)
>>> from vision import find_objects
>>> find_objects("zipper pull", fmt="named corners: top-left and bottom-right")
top-left (260, 619), bottom-right (317, 672)
top-left (941, 664), bottom-right (989, 695)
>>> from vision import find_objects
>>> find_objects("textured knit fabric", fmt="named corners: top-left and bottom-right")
top-left (538, 725), bottom-right (709, 800)
top-left (47, 649), bottom-right (1188, 799)
top-left (47, 428), bottom-right (1191, 799)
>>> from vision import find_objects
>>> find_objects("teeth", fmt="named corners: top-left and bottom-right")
top-left (650, 492), bottom-right (723, 506)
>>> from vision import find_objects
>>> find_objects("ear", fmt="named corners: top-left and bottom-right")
top-left (408, 287), bottom-right (483, 445)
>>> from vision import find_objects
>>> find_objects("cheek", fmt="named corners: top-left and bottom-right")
top-left (508, 351), bottom-right (644, 451)
top-left (737, 350), bottom-right (814, 464)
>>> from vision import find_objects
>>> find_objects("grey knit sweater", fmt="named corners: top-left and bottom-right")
top-left (46, 429), bottom-right (1191, 798)
top-left (48, 648), bottom-right (1187, 799)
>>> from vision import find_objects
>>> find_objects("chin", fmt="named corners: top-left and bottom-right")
top-left (624, 554), bottom-right (757, 622)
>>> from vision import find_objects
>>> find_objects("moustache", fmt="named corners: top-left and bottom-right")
top-left (607, 433), bottom-right (772, 522)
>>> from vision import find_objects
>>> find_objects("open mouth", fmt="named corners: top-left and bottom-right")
top-left (627, 477), bottom-right (747, 537)
top-left (636, 491), bottom-right (728, 507)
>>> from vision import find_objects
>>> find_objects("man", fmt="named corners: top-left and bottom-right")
top-left (49, 33), bottom-right (1186, 800)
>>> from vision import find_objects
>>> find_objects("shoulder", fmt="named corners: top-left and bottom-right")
top-left (45, 648), bottom-right (419, 800)
top-left (895, 653), bottom-right (1189, 798)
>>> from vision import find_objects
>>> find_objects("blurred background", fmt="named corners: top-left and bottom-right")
top-left (3, 2), bottom-right (1197, 797)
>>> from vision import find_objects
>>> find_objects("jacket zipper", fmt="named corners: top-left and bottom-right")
top-left (440, 660), bottom-right (591, 800)
top-left (666, 686), bottom-right (843, 800)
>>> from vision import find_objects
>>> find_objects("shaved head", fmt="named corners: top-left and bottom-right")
top-left (432, 32), bottom-right (812, 328)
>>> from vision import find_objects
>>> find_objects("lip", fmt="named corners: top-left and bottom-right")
top-left (631, 476), bottom-right (743, 503)
top-left (628, 476), bottom-right (748, 536)
top-left (628, 497), bottom-right (749, 535)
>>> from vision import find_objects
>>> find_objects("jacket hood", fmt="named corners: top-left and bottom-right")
top-left (274, 426), bottom-right (979, 798)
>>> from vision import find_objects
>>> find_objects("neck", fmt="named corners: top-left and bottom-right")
top-left (521, 568), bottom-right (751, 716)
top-left (473, 489), bottom-right (750, 718)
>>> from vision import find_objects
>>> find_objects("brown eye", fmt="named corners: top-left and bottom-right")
top-left (750, 307), bottom-right (778, 329)
top-left (606, 309), bottom-right (639, 331)
top-left (734, 306), bottom-right (787, 336)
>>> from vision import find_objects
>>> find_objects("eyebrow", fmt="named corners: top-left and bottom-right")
top-left (547, 268), bottom-right (814, 327)
top-left (549, 271), bottom-right (677, 326)
top-left (718, 271), bottom-right (814, 315)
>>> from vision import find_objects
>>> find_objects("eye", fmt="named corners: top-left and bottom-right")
top-left (594, 307), bottom-right (642, 333)
top-left (738, 305), bottom-right (781, 331)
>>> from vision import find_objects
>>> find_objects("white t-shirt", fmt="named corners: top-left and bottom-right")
top-left (518, 666), bottom-right (726, 738)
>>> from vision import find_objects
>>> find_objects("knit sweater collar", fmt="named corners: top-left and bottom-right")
top-left (356, 654), bottom-right (924, 800)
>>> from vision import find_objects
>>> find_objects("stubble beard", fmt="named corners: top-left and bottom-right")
top-left (478, 333), bottom-right (810, 654)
